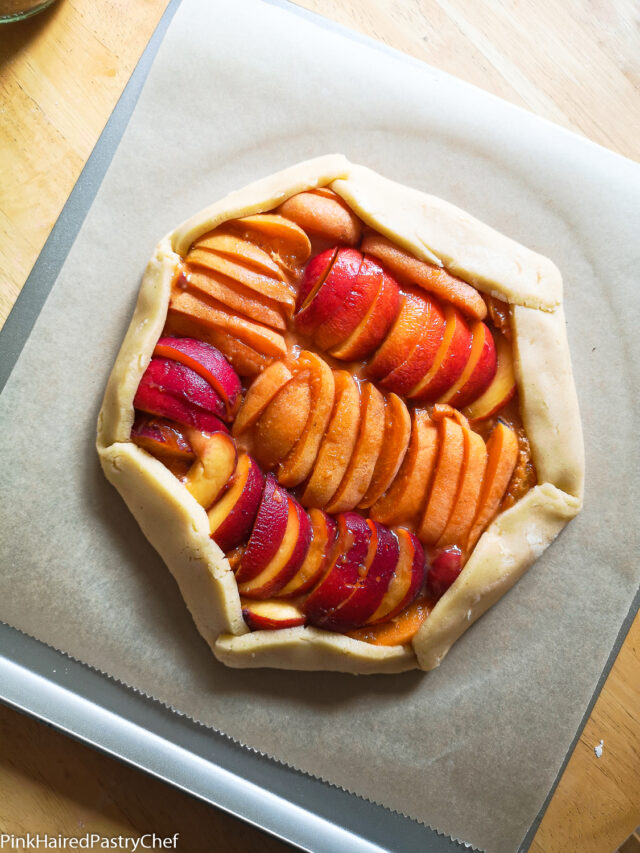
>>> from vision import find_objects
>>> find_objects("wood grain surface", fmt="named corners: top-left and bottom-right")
top-left (0, 1), bottom-right (639, 850)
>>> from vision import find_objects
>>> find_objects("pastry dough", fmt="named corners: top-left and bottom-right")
top-left (97, 155), bottom-right (584, 674)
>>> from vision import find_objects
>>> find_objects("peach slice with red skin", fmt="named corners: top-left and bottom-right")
top-left (466, 422), bottom-right (519, 551)
top-left (366, 528), bottom-right (425, 625)
top-left (235, 474), bottom-right (290, 583)
top-left (407, 305), bottom-right (472, 402)
top-left (238, 497), bottom-right (312, 599)
top-left (277, 352), bottom-right (335, 488)
top-left (131, 414), bottom-right (195, 463)
top-left (324, 381), bottom-right (386, 513)
top-left (134, 358), bottom-right (229, 434)
top-left (361, 233), bottom-right (487, 321)
top-left (183, 430), bottom-right (237, 509)
top-left (347, 596), bottom-right (434, 647)
top-left (438, 321), bottom-right (497, 409)
top-left (241, 598), bottom-right (307, 630)
top-left (295, 248), bottom-right (361, 337)
top-left (419, 416), bottom-right (466, 545)
top-left (304, 512), bottom-right (372, 625)
top-left (278, 509), bottom-right (338, 598)
top-left (208, 453), bottom-right (264, 552)
top-left (153, 336), bottom-right (242, 420)
top-left (358, 393), bottom-right (411, 509)
top-left (462, 331), bottom-right (516, 422)
top-left (320, 521), bottom-right (399, 632)
top-left (379, 295), bottom-right (446, 396)
top-left (329, 263), bottom-right (400, 361)
top-left (184, 269), bottom-right (286, 331)
top-left (253, 372), bottom-right (312, 469)
top-left (277, 190), bottom-right (362, 247)
top-left (232, 361), bottom-right (292, 437)
top-left (426, 548), bottom-right (463, 599)
top-left (436, 425), bottom-right (487, 550)
top-left (370, 409), bottom-right (438, 528)
top-left (301, 370), bottom-right (360, 509)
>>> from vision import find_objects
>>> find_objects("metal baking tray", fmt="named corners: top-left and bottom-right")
top-left (1, 2), bottom-right (638, 851)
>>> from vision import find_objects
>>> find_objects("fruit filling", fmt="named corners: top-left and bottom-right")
top-left (130, 188), bottom-right (536, 646)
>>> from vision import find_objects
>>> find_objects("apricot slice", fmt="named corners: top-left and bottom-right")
top-left (462, 331), bottom-right (516, 422)
top-left (407, 305), bottom-right (471, 401)
top-left (185, 270), bottom-right (285, 330)
top-left (367, 291), bottom-right (425, 379)
top-left (358, 393), bottom-right (411, 509)
top-left (436, 427), bottom-right (488, 549)
top-left (466, 422), bottom-right (519, 551)
top-left (231, 214), bottom-right (311, 276)
top-left (169, 290), bottom-right (287, 359)
top-left (278, 191), bottom-right (362, 246)
top-left (187, 249), bottom-right (296, 309)
top-left (347, 596), bottom-right (433, 647)
top-left (253, 373), bottom-right (312, 469)
top-left (361, 233), bottom-right (487, 321)
top-left (324, 382), bottom-right (386, 513)
top-left (380, 295), bottom-right (446, 395)
top-left (370, 409), bottom-right (438, 527)
top-left (437, 320), bottom-right (496, 408)
top-left (419, 417), bottom-right (465, 544)
top-left (277, 352), bottom-right (335, 487)
top-left (301, 370), bottom-right (360, 508)
top-left (232, 361), bottom-right (292, 436)
top-left (191, 233), bottom-right (287, 281)
top-left (165, 309), bottom-right (270, 377)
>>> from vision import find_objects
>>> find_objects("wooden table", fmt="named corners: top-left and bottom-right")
top-left (1, 1), bottom-right (638, 850)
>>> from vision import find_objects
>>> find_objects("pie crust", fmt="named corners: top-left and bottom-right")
top-left (97, 154), bottom-right (584, 674)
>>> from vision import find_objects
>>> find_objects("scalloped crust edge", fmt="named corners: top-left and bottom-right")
top-left (97, 154), bottom-right (584, 674)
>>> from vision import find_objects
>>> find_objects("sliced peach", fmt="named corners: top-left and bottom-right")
top-left (361, 233), bottom-right (487, 320)
top-left (232, 361), bottom-right (292, 436)
top-left (324, 381), bottom-right (386, 513)
top-left (238, 497), bottom-right (312, 599)
top-left (347, 596), bottom-right (433, 647)
top-left (296, 248), bottom-right (363, 339)
top-left (131, 414), bottom-right (195, 463)
top-left (208, 453), bottom-right (264, 551)
top-left (278, 191), bottom-right (362, 246)
top-left (426, 548), bottom-right (463, 599)
top-left (462, 331), bottom-right (516, 422)
top-left (231, 214), bottom-right (311, 276)
top-left (407, 305), bottom-right (471, 402)
top-left (466, 422), bottom-right (519, 551)
top-left (183, 430), bottom-right (237, 509)
top-left (301, 370), bottom-right (360, 508)
top-left (367, 290), bottom-right (429, 379)
top-left (253, 372), bottom-right (312, 469)
top-left (169, 290), bottom-right (286, 359)
top-left (191, 233), bottom-right (287, 281)
top-left (370, 409), bottom-right (438, 527)
top-left (438, 321), bottom-right (496, 408)
top-left (277, 352), bottom-right (335, 487)
top-left (236, 474), bottom-right (289, 583)
top-left (187, 249), bottom-right (296, 309)
top-left (419, 417), bottom-right (466, 545)
top-left (164, 309), bottom-right (270, 377)
top-left (358, 393), bottom-right (411, 509)
top-left (436, 427), bottom-right (488, 549)
top-left (278, 509), bottom-right (338, 598)
top-left (329, 266), bottom-right (400, 361)
top-left (366, 528), bottom-right (426, 625)
top-left (241, 598), bottom-right (307, 630)
top-left (380, 295), bottom-right (446, 395)
top-left (296, 247), bottom-right (339, 316)
top-left (185, 270), bottom-right (285, 330)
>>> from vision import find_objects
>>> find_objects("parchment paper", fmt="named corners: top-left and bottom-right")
top-left (1, 1), bottom-right (639, 851)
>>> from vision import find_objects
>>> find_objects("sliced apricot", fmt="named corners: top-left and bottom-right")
top-left (361, 233), bottom-right (487, 320)
top-left (370, 409), bottom-right (438, 527)
top-left (419, 417), bottom-right (465, 544)
top-left (366, 290), bottom-right (427, 379)
top-left (301, 370), bottom-right (360, 508)
top-left (186, 270), bottom-right (285, 330)
top-left (380, 295), bottom-right (446, 395)
top-left (466, 422), bottom-right (519, 551)
top-left (191, 233), bottom-right (287, 281)
top-left (232, 361), bottom-right (292, 436)
top-left (231, 214), bottom-right (311, 276)
top-left (407, 305), bottom-right (471, 401)
top-left (347, 597), bottom-right (433, 646)
top-left (253, 373), bottom-right (312, 469)
top-left (277, 352), bottom-right (335, 487)
top-left (278, 191), bottom-right (362, 246)
top-left (187, 249), bottom-right (296, 309)
top-left (436, 427), bottom-right (488, 549)
top-left (324, 381), bottom-right (386, 513)
top-left (358, 393), bottom-right (411, 509)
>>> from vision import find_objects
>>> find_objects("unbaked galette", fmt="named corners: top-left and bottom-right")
top-left (97, 155), bottom-right (584, 674)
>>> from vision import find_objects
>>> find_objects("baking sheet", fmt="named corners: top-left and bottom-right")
top-left (1, 1), bottom-right (639, 851)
